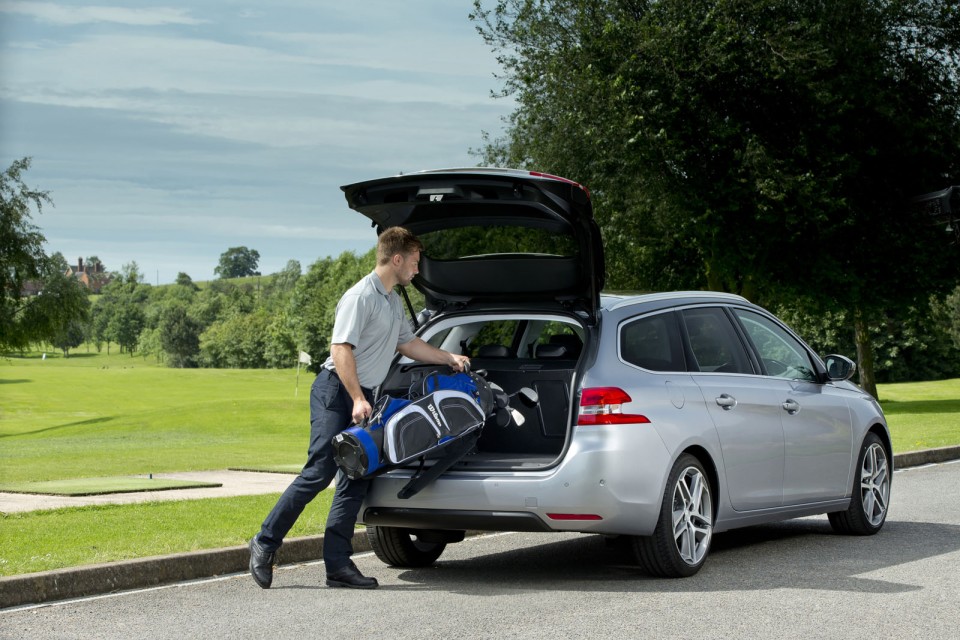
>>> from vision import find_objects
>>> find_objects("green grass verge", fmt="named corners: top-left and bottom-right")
top-left (0, 477), bottom-right (220, 496)
top-left (879, 378), bottom-right (960, 453)
top-left (0, 491), bottom-right (334, 576)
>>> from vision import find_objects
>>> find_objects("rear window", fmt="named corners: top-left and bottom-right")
top-left (418, 225), bottom-right (578, 260)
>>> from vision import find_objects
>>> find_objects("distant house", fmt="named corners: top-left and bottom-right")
top-left (65, 257), bottom-right (112, 293)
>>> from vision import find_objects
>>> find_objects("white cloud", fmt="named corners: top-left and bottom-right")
top-left (0, 1), bottom-right (206, 25)
top-left (3, 32), bottom-right (503, 105)
top-left (1, 1), bottom-right (515, 283)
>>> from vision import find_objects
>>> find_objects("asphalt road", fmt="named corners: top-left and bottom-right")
top-left (2, 461), bottom-right (958, 640)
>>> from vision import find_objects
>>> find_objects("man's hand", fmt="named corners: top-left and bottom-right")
top-left (352, 398), bottom-right (372, 424)
top-left (448, 352), bottom-right (471, 373)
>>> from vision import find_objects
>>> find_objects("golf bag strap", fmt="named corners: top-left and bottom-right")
top-left (396, 431), bottom-right (481, 500)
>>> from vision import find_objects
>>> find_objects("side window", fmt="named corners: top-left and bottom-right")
top-left (733, 309), bottom-right (817, 382)
top-left (680, 307), bottom-right (753, 374)
top-left (620, 312), bottom-right (685, 372)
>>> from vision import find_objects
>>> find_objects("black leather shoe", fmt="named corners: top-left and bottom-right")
top-left (249, 536), bottom-right (277, 589)
top-left (326, 561), bottom-right (379, 589)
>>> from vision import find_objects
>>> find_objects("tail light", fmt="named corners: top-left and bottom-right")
top-left (577, 387), bottom-right (651, 426)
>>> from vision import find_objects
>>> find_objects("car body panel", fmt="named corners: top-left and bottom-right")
top-left (692, 373), bottom-right (787, 510)
top-left (780, 380), bottom-right (855, 504)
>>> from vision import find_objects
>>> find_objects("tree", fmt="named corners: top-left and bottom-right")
top-left (51, 319), bottom-right (85, 357)
top-left (1, 157), bottom-right (48, 350)
top-left (108, 303), bottom-right (146, 355)
top-left (215, 246), bottom-right (260, 279)
top-left (1, 158), bottom-right (89, 351)
top-left (200, 310), bottom-right (270, 368)
top-left (119, 261), bottom-right (144, 285)
top-left (472, 0), bottom-right (960, 397)
top-left (159, 303), bottom-right (202, 367)
top-left (175, 272), bottom-right (199, 290)
top-left (93, 277), bottom-right (150, 355)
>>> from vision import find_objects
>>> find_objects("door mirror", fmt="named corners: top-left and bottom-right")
top-left (823, 354), bottom-right (856, 381)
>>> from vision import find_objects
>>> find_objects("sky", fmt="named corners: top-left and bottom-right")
top-left (0, 1), bottom-right (514, 283)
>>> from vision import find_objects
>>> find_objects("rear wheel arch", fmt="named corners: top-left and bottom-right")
top-left (682, 444), bottom-right (720, 516)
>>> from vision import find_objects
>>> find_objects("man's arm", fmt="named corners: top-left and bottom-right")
top-left (331, 343), bottom-right (372, 424)
top-left (397, 337), bottom-right (470, 372)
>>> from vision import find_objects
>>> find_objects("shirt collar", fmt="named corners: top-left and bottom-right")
top-left (369, 271), bottom-right (391, 297)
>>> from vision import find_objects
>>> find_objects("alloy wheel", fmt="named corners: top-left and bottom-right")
top-left (672, 466), bottom-right (713, 565)
top-left (860, 442), bottom-right (889, 527)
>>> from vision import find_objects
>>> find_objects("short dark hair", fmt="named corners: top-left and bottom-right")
top-left (376, 227), bottom-right (424, 265)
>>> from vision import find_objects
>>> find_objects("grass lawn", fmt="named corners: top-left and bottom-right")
top-left (0, 348), bottom-right (957, 576)
top-left (0, 347), bottom-right (311, 484)
top-left (878, 378), bottom-right (960, 453)
top-left (0, 492), bottom-right (334, 576)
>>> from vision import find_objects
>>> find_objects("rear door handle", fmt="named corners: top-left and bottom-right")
top-left (716, 394), bottom-right (737, 410)
top-left (781, 399), bottom-right (800, 415)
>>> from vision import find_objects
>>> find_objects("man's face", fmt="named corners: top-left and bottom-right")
top-left (396, 250), bottom-right (420, 286)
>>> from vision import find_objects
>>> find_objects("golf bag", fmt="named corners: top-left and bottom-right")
top-left (332, 371), bottom-right (497, 482)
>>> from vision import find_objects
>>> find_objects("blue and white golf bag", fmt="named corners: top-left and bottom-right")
top-left (332, 371), bottom-right (497, 480)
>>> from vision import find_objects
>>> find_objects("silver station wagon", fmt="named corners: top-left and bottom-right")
top-left (340, 168), bottom-right (892, 577)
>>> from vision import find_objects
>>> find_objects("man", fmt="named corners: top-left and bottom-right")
top-left (249, 227), bottom-right (469, 590)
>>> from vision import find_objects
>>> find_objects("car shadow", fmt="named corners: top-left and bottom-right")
top-left (393, 518), bottom-right (959, 595)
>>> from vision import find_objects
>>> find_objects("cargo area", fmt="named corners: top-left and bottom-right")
top-left (379, 314), bottom-right (586, 471)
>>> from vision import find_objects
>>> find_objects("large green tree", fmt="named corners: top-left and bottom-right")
top-left (1, 158), bottom-right (89, 351)
top-left (215, 246), bottom-right (261, 279)
top-left (473, 0), bottom-right (960, 397)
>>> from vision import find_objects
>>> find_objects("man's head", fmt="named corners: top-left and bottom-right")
top-left (376, 227), bottom-right (424, 265)
top-left (376, 227), bottom-right (424, 287)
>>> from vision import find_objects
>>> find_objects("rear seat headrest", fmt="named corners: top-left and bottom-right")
top-left (477, 344), bottom-right (511, 358)
top-left (549, 334), bottom-right (582, 358)
top-left (534, 343), bottom-right (568, 359)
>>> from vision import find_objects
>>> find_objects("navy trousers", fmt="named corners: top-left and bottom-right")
top-left (257, 369), bottom-right (374, 573)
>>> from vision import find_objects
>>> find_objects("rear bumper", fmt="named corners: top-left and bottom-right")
top-left (362, 507), bottom-right (554, 532)
top-left (358, 425), bottom-right (674, 536)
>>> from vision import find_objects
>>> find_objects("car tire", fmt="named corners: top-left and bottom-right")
top-left (633, 453), bottom-right (714, 578)
top-left (828, 432), bottom-right (890, 535)
top-left (366, 525), bottom-right (446, 567)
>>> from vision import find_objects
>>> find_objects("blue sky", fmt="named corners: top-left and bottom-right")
top-left (0, 1), bottom-right (513, 283)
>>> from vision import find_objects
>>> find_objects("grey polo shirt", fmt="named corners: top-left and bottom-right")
top-left (322, 271), bottom-right (415, 389)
